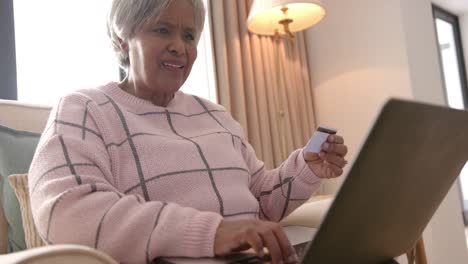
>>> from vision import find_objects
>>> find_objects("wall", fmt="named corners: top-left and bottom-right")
top-left (305, 0), bottom-right (468, 263)
top-left (305, 0), bottom-right (413, 194)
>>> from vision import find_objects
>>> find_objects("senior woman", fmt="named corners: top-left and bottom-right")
top-left (28, 0), bottom-right (348, 263)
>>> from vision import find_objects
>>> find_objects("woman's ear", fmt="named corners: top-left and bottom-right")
top-left (118, 38), bottom-right (128, 52)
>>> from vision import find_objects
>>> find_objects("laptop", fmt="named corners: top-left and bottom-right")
top-left (158, 98), bottom-right (468, 264)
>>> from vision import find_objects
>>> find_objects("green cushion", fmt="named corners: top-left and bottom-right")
top-left (0, 124), bottom-right (41, 252)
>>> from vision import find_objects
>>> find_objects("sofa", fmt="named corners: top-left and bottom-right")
top-left (0, 98), bottom-right (341, 263)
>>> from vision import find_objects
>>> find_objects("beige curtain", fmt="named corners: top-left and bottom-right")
top-left (210, 0), bottom-right (316, 169)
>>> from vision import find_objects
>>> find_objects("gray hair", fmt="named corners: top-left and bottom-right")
top-left (107, 0), bottom-right (205, 68)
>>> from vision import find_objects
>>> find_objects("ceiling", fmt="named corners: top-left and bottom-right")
top-left (432, 0), bottom-right (468, 15)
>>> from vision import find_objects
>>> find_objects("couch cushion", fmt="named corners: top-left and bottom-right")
top-left (8, 174), bottom-right (45, 249)
top-left (0, 124), bottom-right (41, 252)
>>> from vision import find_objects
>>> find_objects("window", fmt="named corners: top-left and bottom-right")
top-left (13, 0), bottom-right (216, 106)
top-left (433, 5), bottom-right (468, 223)
top-left (14, 0), bottom-right (119, 105)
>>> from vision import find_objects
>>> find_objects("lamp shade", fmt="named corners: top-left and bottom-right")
top-left (247, 0), bottom-right (326, 36)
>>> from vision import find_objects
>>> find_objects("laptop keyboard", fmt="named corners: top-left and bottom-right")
top-left (225, 241), bottom-right (309, 264)
top-left (293, 241), bottom-right (309, 259)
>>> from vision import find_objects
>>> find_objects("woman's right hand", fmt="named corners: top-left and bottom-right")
top-left (214, 219), bottom-right (299, 264)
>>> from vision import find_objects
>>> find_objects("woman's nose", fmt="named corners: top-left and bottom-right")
top-left (167, 37), bottom-right (185, 56)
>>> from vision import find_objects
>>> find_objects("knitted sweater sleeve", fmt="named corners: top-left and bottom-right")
top-left (242, 141), bottom-right (322, 222)
top-left (28, 94), bottom-right (222, 264)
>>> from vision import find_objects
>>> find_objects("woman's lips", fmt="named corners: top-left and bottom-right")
top-left (162, 61), bottom-right (185, 71)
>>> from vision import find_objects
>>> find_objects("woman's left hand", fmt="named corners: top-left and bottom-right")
top-left (303, 134), bottom-right (348, 179)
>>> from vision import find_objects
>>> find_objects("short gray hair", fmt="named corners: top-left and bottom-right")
top-left (107, 0), bottom-right (205, 68)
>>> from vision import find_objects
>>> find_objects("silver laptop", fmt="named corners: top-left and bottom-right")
top-left (158, 98), bottom-right (468, 264)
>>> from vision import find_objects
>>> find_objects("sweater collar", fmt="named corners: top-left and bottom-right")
top-left (99, 82), bottom-right (183, 112)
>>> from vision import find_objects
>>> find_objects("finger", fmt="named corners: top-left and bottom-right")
top-left (322, 142), bottom-right (348, 156)
top-left (325, 162), bottom-right (344, 178)
top-left (320, 152), bottom-right (347, 168)
top-left (260, 229), bottom-right (283, 264)
top-left (229, 239), bottom-right (251, 253)
top-left (303, 151), bottom-right (320, 162)
top-left (327, 134), bottom-right (344, 144)
top-left (271, 225), bottom-right (298, 264)
top-left (244, 229), bottom-right (265, 257)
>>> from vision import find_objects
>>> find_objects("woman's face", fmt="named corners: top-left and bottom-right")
top-left (125, 0), bottom-right (198, 99)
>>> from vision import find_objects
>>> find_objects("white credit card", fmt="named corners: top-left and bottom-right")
top-left (304, 126), bottom-right (337, 153)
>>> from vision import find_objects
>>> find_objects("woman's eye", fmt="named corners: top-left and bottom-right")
top-left (184, 32), bottom-right (195, 41)
top-left (154, 27), bottom-right (169, 34)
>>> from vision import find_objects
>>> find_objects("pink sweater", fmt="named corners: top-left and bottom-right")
top-left (28, 82), bottom-right (321, 263)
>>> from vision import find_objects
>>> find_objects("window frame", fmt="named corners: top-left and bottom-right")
top-left (0, 0), bottom-right (17, 100)
top-left (433, 5), bottom-right (468, 108)
top-left (433, 4), bottom-right (468, 225)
